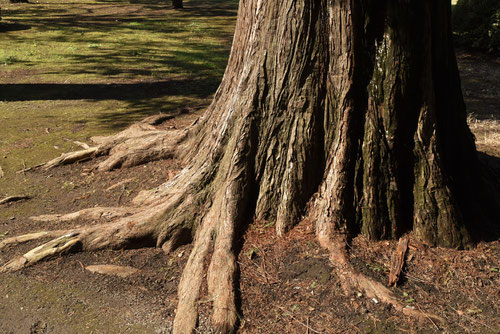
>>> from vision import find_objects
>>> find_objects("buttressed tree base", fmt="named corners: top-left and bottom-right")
top-left (1, 1), bottom-right (498, 333)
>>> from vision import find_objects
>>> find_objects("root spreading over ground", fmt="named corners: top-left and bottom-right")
top-left (2, 115), bottom-right (442, 332)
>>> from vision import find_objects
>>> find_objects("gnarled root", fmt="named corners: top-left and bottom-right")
top-left (2, 137), bottom-right (248, 334)
top-left (42, 147), bottom-right (98, 169)
top-left (0, 213), bottom-right (156, 273)
top-left (317, 229), bottom-right (444, 325)
top-left (41, 114), bottom-right (192, 172)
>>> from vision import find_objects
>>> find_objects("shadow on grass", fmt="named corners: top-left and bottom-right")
top-left (2, 2), bottom-right (236, 79)
top-left (0, 78), bottom-right (218, 130)
top-left (1, 0), bottom-right (237, 130)
top-left (0, 78), bottom-right (217, 101)
top-left (0, 22), bottom-right (31, 32)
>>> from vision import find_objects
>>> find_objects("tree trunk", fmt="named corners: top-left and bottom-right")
top-left (2, 0), bottom-right (498, 333)
top-left (184, 0), bottom-right (493, 248)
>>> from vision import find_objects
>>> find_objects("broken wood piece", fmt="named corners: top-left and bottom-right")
top-left (388, 235), bottom-right (409, 287)
top-left (0, 166), bottom-right (4, 178)
top-left (86, 264), bottom-right (139, 278)
top-left (0, 195), bottom-right (31, 205)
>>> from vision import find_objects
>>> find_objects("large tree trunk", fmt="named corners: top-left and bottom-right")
top-left (2, 1), bottom-right (498, 333)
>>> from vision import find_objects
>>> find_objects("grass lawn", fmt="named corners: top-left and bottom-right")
top-left (0, 0), bottom-right (238, 197)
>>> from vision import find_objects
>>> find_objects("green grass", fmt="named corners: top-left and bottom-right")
top-left (0, 0), bottom-right (238, 197)
top-left (0, 0), bottom-right (237, 82)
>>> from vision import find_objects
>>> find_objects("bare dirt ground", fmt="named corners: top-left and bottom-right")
top-left (0, 3), bottom-right (499, 333)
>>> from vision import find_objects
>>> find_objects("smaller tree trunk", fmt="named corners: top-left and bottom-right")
top-left (171, 0), bottom-right (183, 9)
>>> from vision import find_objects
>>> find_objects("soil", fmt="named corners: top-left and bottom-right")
top-left (0, 9), bottom-right (499, 334)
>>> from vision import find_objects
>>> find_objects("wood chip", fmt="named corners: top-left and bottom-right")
top-left (388, 235), bottom-right (409, 287)
top-left (0, 195), bottom-right (31, 205)
top-left (0, 166), bottom-right (4, 178)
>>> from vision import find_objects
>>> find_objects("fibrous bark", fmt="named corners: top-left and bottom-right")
top-left (1, 1), bottom-right (498, 333)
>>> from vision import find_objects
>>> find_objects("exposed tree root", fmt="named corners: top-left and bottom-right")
top-left (317, 230), bottom-right (444, 325)
top-left (42, 147), bottom-right (98, 169)
top-left (2, 108), bottom-right (449, 333)
top-left (0, 230), bottom-right (68, 250)
top-left (31, 207), bottom-right (136, 222)
top-left (0, 195), bottom-right (31, 205)
top-left (1, 232), bottom-right (81, 272)
top-left (39, 113), bottom-right (193, 172)
top-left (0, 210), bottom-right (158, 273)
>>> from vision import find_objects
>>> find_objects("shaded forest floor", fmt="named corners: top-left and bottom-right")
top-left (0, 0), bottom-right (499, 333)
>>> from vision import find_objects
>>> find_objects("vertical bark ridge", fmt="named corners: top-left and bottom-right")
top-left (207, 118), bottom-right (254, 333)
top-left (234, 0), bottom-right (325, 235)
top-left (173, 216), bottom-right (215, 334)
top-left (360, 2), bottom-right (422, 240)
top-left (410, 1), bottom-right (471, 247)
top-left (315, 0), bottom-right (362, 240)
top-left (312, 0), bottom-right (481, 248)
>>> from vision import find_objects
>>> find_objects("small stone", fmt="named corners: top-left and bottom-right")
top-left (86, 264), bottom-right (139, 278)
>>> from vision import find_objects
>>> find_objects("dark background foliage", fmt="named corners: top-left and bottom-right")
top-left (453, 0), bottom-right (500, 55)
